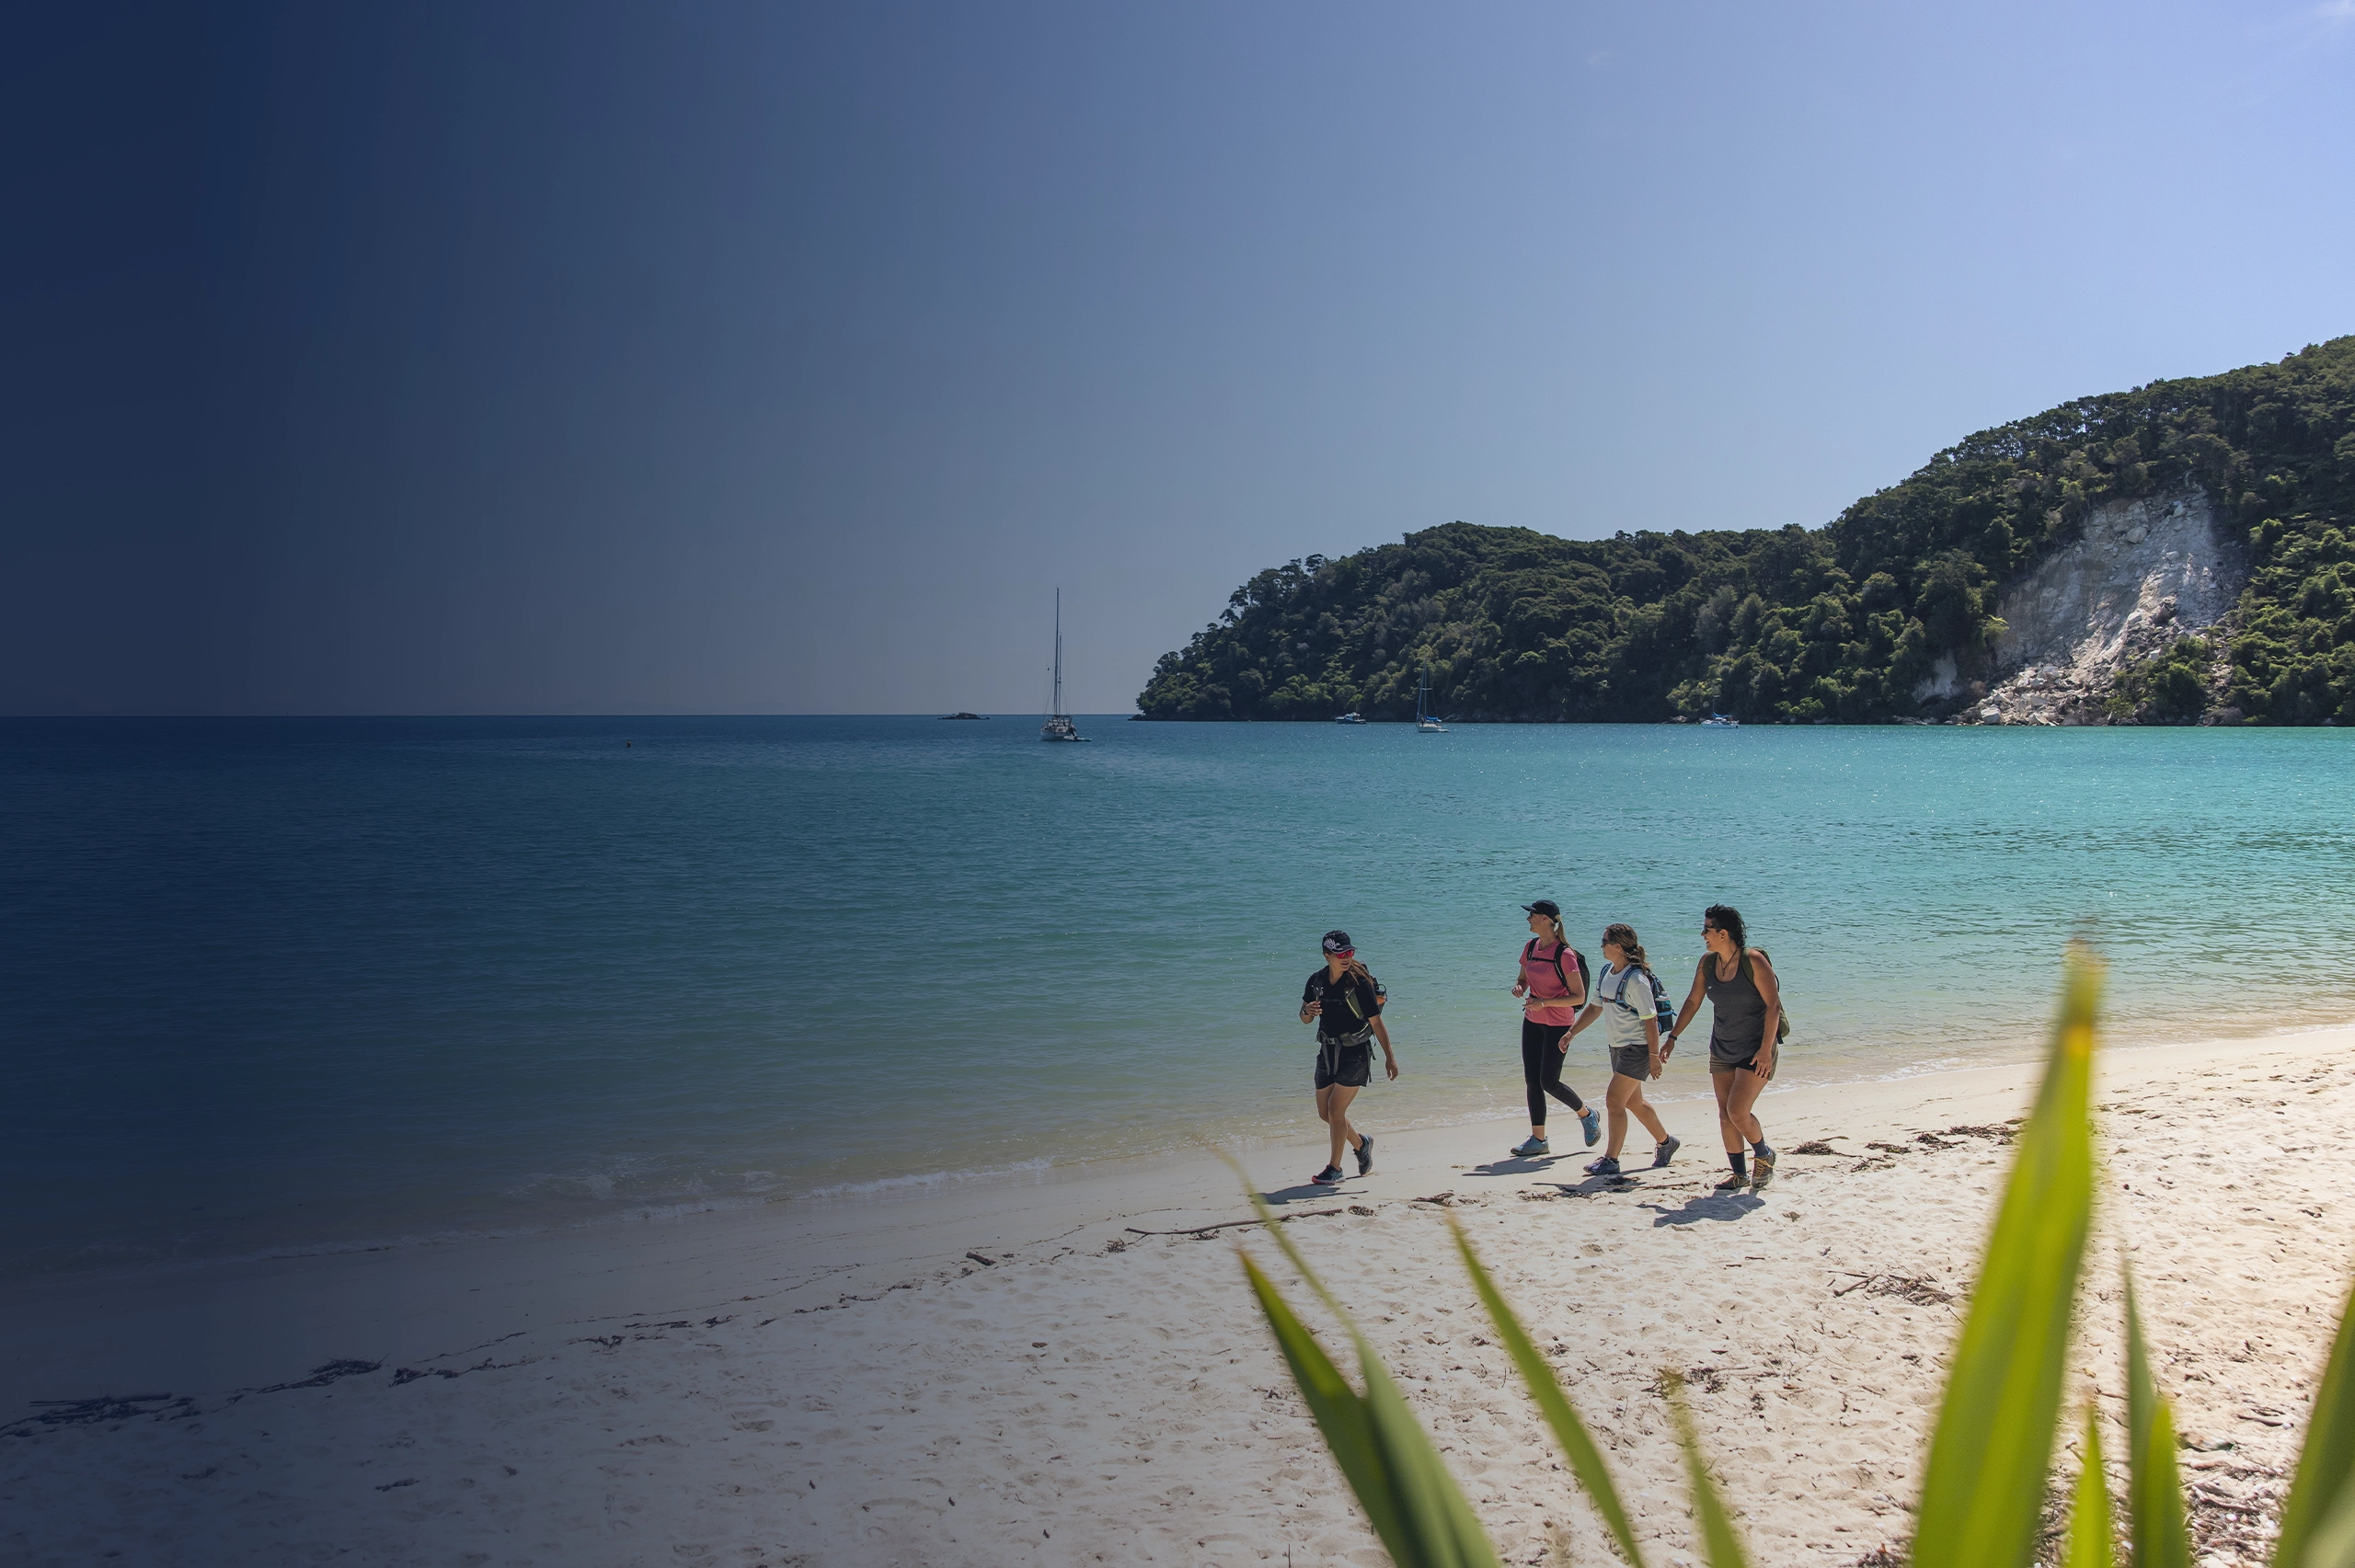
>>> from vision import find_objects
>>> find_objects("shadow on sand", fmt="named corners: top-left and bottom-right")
top-left (1642, 1189), bottom-right (1766, 1227)
top-left (1258, 1180), bottom-right (1356, 1206)
top-left (1463, 1154), bottom-right (1562, 1179)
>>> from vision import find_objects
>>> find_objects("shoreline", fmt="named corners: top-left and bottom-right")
top-left (5, 1020), bottom-right (2345, 1414)
top-left (20, 1009), bottom-right (2349, 1309)
top-left (7, 1025), bottom-right (2353, 1564)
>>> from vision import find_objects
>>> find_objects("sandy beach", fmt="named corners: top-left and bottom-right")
top-left (6, 1027), bottom-right (2350, 1567)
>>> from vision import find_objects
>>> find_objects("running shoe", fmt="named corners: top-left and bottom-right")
top-left (1714, 1171), bottom-right (1749, 1191)
top-left (1584, 1155), bottom-right (1621, 1177)
top-left (1312, 1164), bottom-right (1345, 1185)
top-left (1354, 1134), bottom-right (1375, 1176)
top-left (1579, 1107), bottom-right (1603, 1147)
top-left (1510, 1136), bottom-right (1550, 1158)
top-left (1651, 1135), bottom-right (1681, 1169)
top-left (1750, 1146), bottom-right (1776, 1187)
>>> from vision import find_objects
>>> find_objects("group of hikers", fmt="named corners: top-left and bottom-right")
top-left (1297, 903), bottom-right (1785, 1191)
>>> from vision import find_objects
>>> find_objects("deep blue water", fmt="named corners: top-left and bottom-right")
top-left (6, 715), bottom-right (2352, 1277)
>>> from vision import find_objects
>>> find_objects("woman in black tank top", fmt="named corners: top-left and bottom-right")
top-left (1661, 904), bottom-right (1782, 1190)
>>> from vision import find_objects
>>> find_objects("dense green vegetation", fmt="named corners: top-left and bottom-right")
top-left (1138, 337), bottom-right (2355, 723)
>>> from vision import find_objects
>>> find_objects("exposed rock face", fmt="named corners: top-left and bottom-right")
top-left (1964, 486), bottom-right (2246, 725)
top-left (1999, 487), bottom-right (2239, 669)
top-left (1912, 653), bottom-right (1961, 704)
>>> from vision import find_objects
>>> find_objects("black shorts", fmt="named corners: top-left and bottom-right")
top-left (1710, 1044), bottom-right (1777, 1081)
top-left (1315, 1039), bottom-right (1373, 1090)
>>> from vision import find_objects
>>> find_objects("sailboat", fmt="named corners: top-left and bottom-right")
top-left (1040, 589), bottom-right (1086, 742)
top-left (1416, 667), bottom-right (1446, 733)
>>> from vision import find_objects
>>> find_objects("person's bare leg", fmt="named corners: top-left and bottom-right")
top-left (1325, 1083), bottom-right (1361, 1170)
top-left (1625, 1082), bottom-right (1669, 1143)
top-left (1712, 1070), bottom-right (1740, 1151)
top-left (1725, 1069), bottom-right (1767, 1148)
top-left (1604, 1074), bottom-right (1638, 1159)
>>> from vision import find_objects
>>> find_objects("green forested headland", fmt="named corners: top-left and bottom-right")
top-left (1137, 337), bottom-right (2355, 724)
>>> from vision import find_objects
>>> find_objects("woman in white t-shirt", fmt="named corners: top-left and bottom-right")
top-left (1563, 922), bottom-right (1681, 1178)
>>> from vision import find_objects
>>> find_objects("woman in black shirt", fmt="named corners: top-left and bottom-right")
top-left (1662, 904), bottom-right (1783, 1190)
top-left (1299, 929), bottom-right (1399, 1185)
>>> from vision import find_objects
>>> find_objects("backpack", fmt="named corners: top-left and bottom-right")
top-left (1605, 964), bottom-right (1680, 1038)
top-left (1318, 970), bottom-right (1385, 1034)
top-left (1525, 938), bottom-right (1590, 998)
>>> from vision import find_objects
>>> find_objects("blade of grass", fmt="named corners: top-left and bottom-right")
top-left (2304, 1485), bottom-right (2355, 1568)
top-left (1358, 1352), bottom-right (1501, 1568)
top-left (1238, 1252), bottom-right (1408, 1557)
top-left (2124, 1275), bottom-right (2191, 1568)
top-left (2279, 1273), bottom-right (2355, 1568)
top-left (1913, 947), bottom-right (2104, 1568)
top-left (2059, 1401), bottom-right (2115, 1568)
top-left (1228, 1156), bottom-right (1503, 1568)
top-left (1449, 1215), bottom-right (1648, 1567)
top-left (1660, 1368), bottom-right (1751, 1568)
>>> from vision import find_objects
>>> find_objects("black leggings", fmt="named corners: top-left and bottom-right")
top-left (1521, 1018), bottom-right (1585, 1127)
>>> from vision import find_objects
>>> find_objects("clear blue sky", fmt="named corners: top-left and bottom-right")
top-left (6, 1), bottom-right (2352, 715)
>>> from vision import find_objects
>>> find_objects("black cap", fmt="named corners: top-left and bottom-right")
top-left (1321, 930), bottom-right (1354, 954)
top-left (1522, 899), bottom-right (1561, 920)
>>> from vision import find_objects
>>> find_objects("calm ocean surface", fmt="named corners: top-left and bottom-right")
top-left (6, 715), bottom-right (2353, 1278)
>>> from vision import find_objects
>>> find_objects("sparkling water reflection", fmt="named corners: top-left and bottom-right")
top-left (5, 716), bottom-right (2349, 1275)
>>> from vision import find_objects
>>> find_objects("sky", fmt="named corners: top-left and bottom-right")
top-left (5, 1), bottom-right (2353, 716)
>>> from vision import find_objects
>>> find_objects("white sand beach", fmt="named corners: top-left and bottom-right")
top-left (6, 1028), bottom-right (2351, 1567)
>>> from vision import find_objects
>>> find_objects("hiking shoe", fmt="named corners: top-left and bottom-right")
top-left (1311, 1165), bottom-right (1345, 1185)
top-left (1714, 1171), bottom-right (1749, 1191)
top-left (1511, 1137), bottom-right (1550, 1158)
top-left (1750, 1146), bottom-right (1776, 1187)
top-left (1579, 1107), bottom-right (1603, 1147)
top-left (1651, 1135), bottom-right (1681, 1169)
top-left (1354, 1135), bottom-right (1375, 1176)
top-left (1584, 1155), bottom-right (1622, 1177)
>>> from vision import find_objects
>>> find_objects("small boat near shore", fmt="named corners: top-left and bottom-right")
top-left (1700, 714), bottom-right (1740, 728)
top-left (1416, 667), bottom-right (1446, 733)
top-left (1334, 712), bottom-right (1365, 725)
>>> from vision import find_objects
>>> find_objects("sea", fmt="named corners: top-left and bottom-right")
top-left (6, 715), bottom-right (2352, 1280)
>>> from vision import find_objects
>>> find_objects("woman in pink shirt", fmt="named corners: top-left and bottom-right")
top-left (1508, 899), bottom-right (1601, 1158)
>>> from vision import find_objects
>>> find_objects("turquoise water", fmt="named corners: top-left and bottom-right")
top-left (6, 716), bottom-right (2353, 1277)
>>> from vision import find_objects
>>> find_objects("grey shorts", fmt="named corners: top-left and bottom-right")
top-left (1609, 1044), bottom-right (1654, 1082)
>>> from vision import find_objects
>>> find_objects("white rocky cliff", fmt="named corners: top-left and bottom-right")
top-left (1955, 486), bottom-right (2244, 724)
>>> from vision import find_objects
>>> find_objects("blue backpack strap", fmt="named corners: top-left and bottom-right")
top-left (1639, 965), bottom-right (1677, 1030)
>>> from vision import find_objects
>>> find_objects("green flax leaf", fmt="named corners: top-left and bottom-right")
top-left (2303, 1486), bottom-right (2355, 1568)
top-left (1913, 949), bottom-right (2104, 1568)
top-left (1229, 1156), bottom-right (1502, 1568)
top-left (2124, 1276), bottom-right (2191, 1568)
top-left (1237, 1252), bottom-right (1407, 1558)
top-left (2060, 1402), bottom-right (2115, 1568)
top-left (1660, 1369), bottom-right (1751, 1568)
top-left (1357, 1351), bottom-right (1500, 1568)
top-left (1450, 1215), bottom-right (1648, 1567)
top-left (2280, 1273), bottom-right (2355, 1568)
